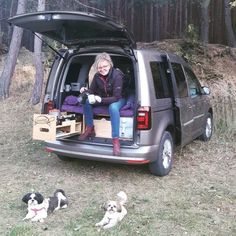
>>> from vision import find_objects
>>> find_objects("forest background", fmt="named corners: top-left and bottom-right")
top-left (1, 0), bottom-right (236, 49)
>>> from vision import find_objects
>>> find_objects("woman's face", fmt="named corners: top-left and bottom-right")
top-left (97, 60), bottom-right (111, 76)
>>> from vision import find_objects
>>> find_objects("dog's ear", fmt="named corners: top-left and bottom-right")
top-left (35, 192), bottom-right (44, 204)
top-left (116, 202), bottom-right (122, 213)
top-left (22, 193), bottom-right (32, 203)
top-left (101, 202), bottom-right (109, 211)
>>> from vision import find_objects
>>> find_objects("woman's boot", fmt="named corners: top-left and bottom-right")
top-left (78, 126), bottom-right (95, 140)
top-left (112, 138), bottom-right (121, 156)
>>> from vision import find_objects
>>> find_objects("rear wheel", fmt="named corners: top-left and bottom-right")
top-left (149, 131), bottom-right (173, 176)
top-left (56, 155), bottom-right (72, 161)
top-left (199, 113), bottom-right (213, 141)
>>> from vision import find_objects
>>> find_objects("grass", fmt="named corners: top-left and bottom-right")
top-left (7, 224), bottom-right (37, 236)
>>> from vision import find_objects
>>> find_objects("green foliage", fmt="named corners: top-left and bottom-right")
top-left (230, 0), bottom-right (236, 7)
top-left (185, 24), bottom-right (199, 43)
top-left (42, 37), bottom-right (63, 67)
top-left (179, 24), bottom-right (201, 63)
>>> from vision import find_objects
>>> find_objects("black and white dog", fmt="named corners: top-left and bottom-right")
top-left (22, 189), bottom-right (68, 222)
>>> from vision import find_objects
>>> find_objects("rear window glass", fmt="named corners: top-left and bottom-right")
top-left (150, 62), bottom-right (171, 99)
top-left (171, 63), bottom-right (188, 98)
top-left (184, 67), bottom-right (202, 97)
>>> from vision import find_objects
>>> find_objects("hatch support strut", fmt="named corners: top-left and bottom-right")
top-left (33, 32), bottom-right (65, 60)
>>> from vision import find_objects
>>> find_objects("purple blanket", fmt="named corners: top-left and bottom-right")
top-left (61, 95), bottom-right (134, 117)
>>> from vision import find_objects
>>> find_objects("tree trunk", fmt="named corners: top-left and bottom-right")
top-left (154, 3), bottom-right (160, 40)
top-left (130, 0), bottom-right (135, 36)
top-left (179, 0), bottom-right (183, 36)
top-left (183, 0), bottom-right (188, 37)
top-left (149, 2), bottom-right (154, 42)
top-left (174, 1), bottom-right (178, 36)
top-left (0, 0), bottom-right (26, 99)
top-left (224, 0), bottom-right (236, 47)
top-left (0, 5), bottom-right (2, 45)
top-left (29, 0), bottom-right (45, 105)
top-left (200, 0), bottom-right (211, 44)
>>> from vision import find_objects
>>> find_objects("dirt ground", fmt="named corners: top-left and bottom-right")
top-left (0, 41), bottom-right (235, 236)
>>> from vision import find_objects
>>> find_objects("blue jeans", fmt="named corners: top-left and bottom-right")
top-left (83, 98), bottom-right (126, 138)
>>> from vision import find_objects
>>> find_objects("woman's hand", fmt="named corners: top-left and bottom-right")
top-left (94, 95), bottom-right (102, 103)
top-left (88, 94), bottom-right (102, 104)
top-left (80, 87), bottom-right (87, 93)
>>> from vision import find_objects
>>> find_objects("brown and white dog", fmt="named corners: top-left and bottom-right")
top-left (95, 191), bottom-right (127, 229)
top-left (22, 189), bottom-right (68, 222)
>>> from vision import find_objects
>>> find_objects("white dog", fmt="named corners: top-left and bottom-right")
top-left (22, 189), bottom-right (68, 222)
top-left (95, 191), bottom-right (127, 229)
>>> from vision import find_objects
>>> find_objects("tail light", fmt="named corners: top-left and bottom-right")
top-left (45, 100), bottom-right (54, 113)
top-left (45, 147), bottom-right (53, 153)
top-left (136, 106), bottom-right (151, 130)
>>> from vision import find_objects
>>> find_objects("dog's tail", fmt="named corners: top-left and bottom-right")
top-left (54, 189), bottom-right (68, 206)
top-left (117, 191), bottom-right (127, 205)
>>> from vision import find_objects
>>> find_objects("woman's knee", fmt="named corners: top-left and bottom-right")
top-left (109, 102), bottom-right (120, 113)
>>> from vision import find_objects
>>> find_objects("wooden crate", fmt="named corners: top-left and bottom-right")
top-left (94, 118), bottom-right (112, 138)
top-left (93, 117), bottom-right (134, 139)
top-left (33, 114), bottom-right (82, 141)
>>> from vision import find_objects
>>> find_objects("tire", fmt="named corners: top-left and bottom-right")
top-left (56, 155), bottom-right (72, 161)
top-left (149, 131), bottom-right (173, 177)
top-left (199, 112), bottom-right (213, 141)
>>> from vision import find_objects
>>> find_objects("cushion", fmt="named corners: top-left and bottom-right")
top-left (63, 95), bottom-right (78, 105)
top-left (61, 104), bottom-right (83, 113)
top-left (62, 94), bottom-right (135, 117)
top-left (121, 94), bottom-right (135, 110)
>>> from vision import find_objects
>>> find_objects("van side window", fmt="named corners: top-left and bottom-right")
top-left (150, 61), bottom-right (171, 99)
top-left (171, 63), bottom-right (188, 98)
top-left (184, 67), bottom-right (202, 97)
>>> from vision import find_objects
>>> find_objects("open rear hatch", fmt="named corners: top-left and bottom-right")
top-left (10, 11), bottom-right (137, 144)
top-left (8, 11), bottom-right (136, 49)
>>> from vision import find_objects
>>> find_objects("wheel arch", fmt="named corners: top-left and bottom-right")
top-left (208, 107), bottom-right (213, 117)
top-left (165, 124), bottom-right (176, 145)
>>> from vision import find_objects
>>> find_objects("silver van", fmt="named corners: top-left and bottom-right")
top-left (9, 11), bottom-right (213, 176)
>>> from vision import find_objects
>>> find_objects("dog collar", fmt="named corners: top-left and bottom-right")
top-left (32, 207), bottom-right (46, 215)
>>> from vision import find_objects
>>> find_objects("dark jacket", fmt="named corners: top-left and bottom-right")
top-left (89, 68), bottom-right (124, 105)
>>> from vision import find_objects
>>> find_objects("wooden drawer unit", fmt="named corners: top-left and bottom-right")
top-left (94, 118), bottom-right (112, 138)
top-left (93, 117), bottom-right (134, 139)
top-left (33, 114), bottom-right (82, 141)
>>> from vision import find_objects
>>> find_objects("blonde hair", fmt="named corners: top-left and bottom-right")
top-left (88, 52), bottom-right (113, 86)
top-left (94, 52), bottom-right (113, 70)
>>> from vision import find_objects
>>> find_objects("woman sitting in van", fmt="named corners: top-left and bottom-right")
top-left (78, 52), bottom-right (126, 156)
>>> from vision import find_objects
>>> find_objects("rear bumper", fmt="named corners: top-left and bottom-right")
top-left (45, 140), bottom-right (158, 164)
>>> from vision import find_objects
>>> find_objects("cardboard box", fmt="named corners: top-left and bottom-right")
top-left (93, 117), bottom-right (134, 139)
top-left (94, 118), bottom-right (111, 138)
top-left (33, 114), bottom-right (81, 141)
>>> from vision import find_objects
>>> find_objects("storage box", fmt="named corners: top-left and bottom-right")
top-left (119, 117), bottom-right (134, 139)
top-left (70, 82), bottom-right (81, 91)
top-left (33, 114), bottom-right (81, 141)
top-left (93, 117), bottom-right (133, 139)
top-left (94, 118), bottom-right (111, 138)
